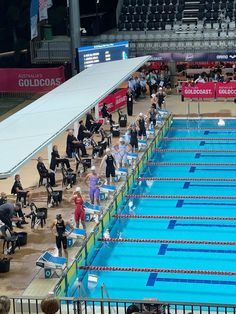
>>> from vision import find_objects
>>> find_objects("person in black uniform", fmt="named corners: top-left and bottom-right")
top-left (100, 148), bottom-right (117, 185)
top-left (66, 129), bottom-right (88, 158)
top-left (50, 214), bottom-right (74, 259)
top-left (0, 202), bottom-right (27, 231)
top-left (37, 157), bottom-right (56, 186)
top-left (157, 87), bottom-right (166, 109)
top-left (11, 174), bottom-right (32, 207)
top-left (85, 111), bottom-right (102, 133)
top-left (77, 120), bottom-right (91, 141)
top-left (50, 145), bottom-right (73, 172)
top-left (129, 124), bottom-right (138, 153)
top-left (136, 112), bottom-right (147, 140)
top-left (126, 88), bottom-right (134, 116)
top-left (101, 103), bottom-right (114, 124)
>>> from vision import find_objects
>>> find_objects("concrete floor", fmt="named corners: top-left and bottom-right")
top-left (0, 91), bottom-right (236, 297)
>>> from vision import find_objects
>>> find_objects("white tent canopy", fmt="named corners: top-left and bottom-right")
top-left (0, 56), bottom-right (150, 179)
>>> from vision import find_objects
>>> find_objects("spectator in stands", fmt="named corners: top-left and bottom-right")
top-left (126, 88), bottom-right (134, 116)
top-left (50, 213), bottom-right (74, 259)
top-left (146, 70), bottom-right (157, 96)
top-left (100, 148), bottom-right (117, 185)
top-left (41, 296), bottom-right (60, 314)
top-left (128, 76), bottom-right (136, 95)
top-left (50, 145), bottom-right (73, 172)
top-left (66, 130), bottom-right (88, 158)
top-left (0, 296), bottom-right (11, 314)
top-left (140, 77), bottom-right (147, 97)
top-left (195, 75), bottom-right (206, 83)
top-left (134, 76), bottom-right (141, 99)
top-left (0, 202), bottom-right (27, 230)
top-left (0, 192), bottom-right (7, 206)
top-left (11, 174), bottom-right (32, 207)
top-left (37, 157), bottom-right (56, 186)
top-left (71, 187), bottom-right (86, 230)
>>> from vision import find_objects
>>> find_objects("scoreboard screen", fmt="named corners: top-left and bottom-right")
top-left (76, 41), bottom-right (129, 72)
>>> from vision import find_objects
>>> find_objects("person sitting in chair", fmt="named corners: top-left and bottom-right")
top-left (11, 174), bottom-right (32, 207)
top-left (66, 129), bottom-right (88, 158)
top-left (77, 120), bottom-right (91, 141)
top-left (37, 157), bottom-right (56, 186)
top-left (50, 145), bottom-right (73, 172)
top-left (85, 111), bottom-right (102, 133)
top-left (101, 103), bottom-right (114, 125)
top-left (0, 192), bottom-right (7, 206)
top-left (0, 202), bottom-right (27, 231)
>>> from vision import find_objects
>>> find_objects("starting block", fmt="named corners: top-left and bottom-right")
top-left (66, 226), bottom-right (86, 247)
top-left (146, 129), bottom-right (155, 139)
top-left (84, 202), bottom-right (102, 221)
top-left (138, 139), bottom-right (147, 151)
top-left (100, 184), bottom-right (116, 193)
top-left (116, 167), bottom-right (128, 176)
top-left (36, 251), bottom-right (67, 278)
top-left (127, 153), bottom-right (138, 161)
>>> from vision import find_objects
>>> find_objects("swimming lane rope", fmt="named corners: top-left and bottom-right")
top-left (155, 149), bottom-right (236, 153)
top-left (112, 214), bottom-right (236, 221)
top-left (98, 238), bottom-right (236, 245)
top-left (137, 177), bottom-right (236, 181)
top-left (146, 162), bottom-right (236, 166)
top-left (79, 265), bottom-right (236, 276)
top-left (126, 194), bottom-right (236, 199)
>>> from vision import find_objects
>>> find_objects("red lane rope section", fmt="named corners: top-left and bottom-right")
top-left (137, 177), bottom-right (236, 181)
top-left (112, 214), bottom-right (236, 221)
top-left (126, 194), bottom-right (236, 199)
top-left (169, 127), bottom-right (236, 130)
top-left (162, 138), bottom-right (236, 141)
top-left (146, 162), bottom-right (236, 166)
top-left (98, 238), bottom-right (236, 245)
top-left (155, 149), bottom-right (236, 152)
top-left (79, 265), bottom-right (236, 276)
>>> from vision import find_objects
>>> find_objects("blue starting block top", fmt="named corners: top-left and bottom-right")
top-left (84, 201), bottom-right (102, 212)
top-left (66, 226), bottom-right (86, 236)
top-left (40, 251), bottom-right (67, 266)
top-left (127, 153), bottom-right (138, 159)
top-left (117, 167), bottom-right (128, 174)
top-left (100, 184), bottom-right (116, 192)
top-left (138, 140), bottom-right (147, 145)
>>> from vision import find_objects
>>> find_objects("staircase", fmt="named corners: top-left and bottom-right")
top-left (182, 0), bottom-right (200, 24)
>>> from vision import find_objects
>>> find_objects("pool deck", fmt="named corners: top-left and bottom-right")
top-left (0, 91), bottom-right (236, 298)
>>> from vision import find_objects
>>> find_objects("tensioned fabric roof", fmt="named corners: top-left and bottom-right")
top-left (0, 56), bottom-right (150, 179)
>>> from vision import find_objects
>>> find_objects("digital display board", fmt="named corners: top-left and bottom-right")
top-left (76, 41), bottom-right (129, 72)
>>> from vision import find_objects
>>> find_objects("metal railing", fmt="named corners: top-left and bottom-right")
top-left (8, 296), bottom-right (236, 314)
top-left (30, 33), bottom-right (236, 63)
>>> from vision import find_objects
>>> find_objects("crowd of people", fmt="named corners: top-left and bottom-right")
top-left (0, 76), bottom-right (169, 260)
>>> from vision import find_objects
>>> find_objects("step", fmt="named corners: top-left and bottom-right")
top-left (185, 1), bottom-right (200, 4)
top-left (182, 17), bottom-right (198, 22)
top-left (183, 9), bottom-right (199, 12)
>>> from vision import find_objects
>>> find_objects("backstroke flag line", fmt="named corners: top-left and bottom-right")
top-left (39, 0), bottom-right (53, 21)
top-left (30, 0), bottom-right (39, 39)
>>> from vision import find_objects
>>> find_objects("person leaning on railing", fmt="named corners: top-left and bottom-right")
top-left (41, 296), bottom-right (60, 314)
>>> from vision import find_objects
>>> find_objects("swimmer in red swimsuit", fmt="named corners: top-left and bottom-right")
top-left (71, 187), bottom-right (86, 230)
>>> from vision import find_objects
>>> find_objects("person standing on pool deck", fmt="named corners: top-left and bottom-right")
top-left (85, 166), bottom-right (101, 205)
top-left (50, 214), bottom-right (74, 259)
top-left (100, 148), bottom-right (117, 185)
top-left (136, 112), bottom-right (147, 140)
top-left (71, 187), bottom-right (86, 230)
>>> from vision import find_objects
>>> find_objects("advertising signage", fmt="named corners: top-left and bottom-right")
top-left (151, 52), bottom-right (236, 62)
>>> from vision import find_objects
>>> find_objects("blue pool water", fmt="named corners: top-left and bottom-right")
top-left (74, 119), bottom-right (236, 304)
